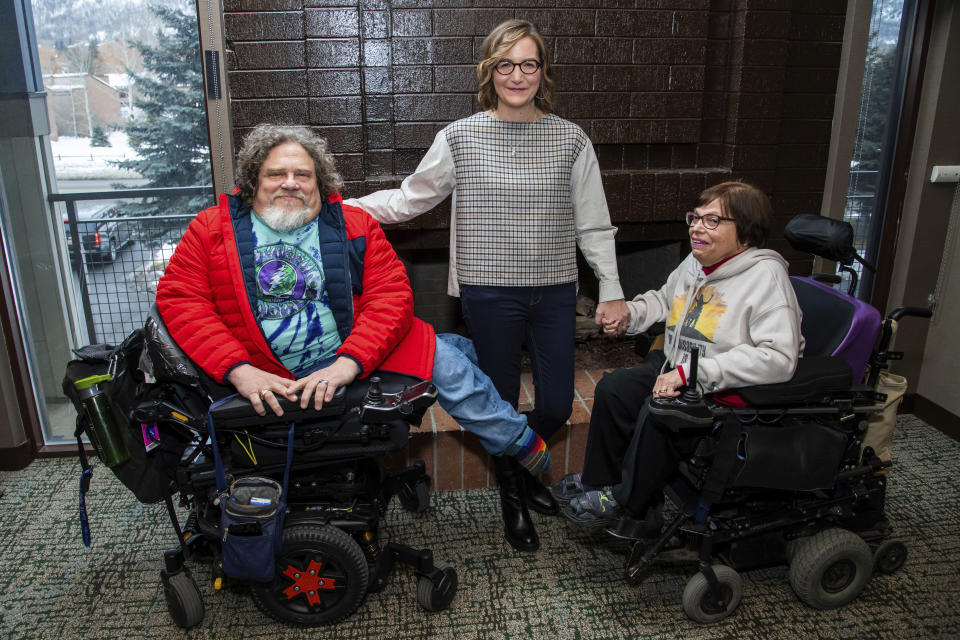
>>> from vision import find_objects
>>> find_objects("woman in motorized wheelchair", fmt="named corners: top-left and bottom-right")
top-left (555, 180), bottom-right (923, 623)
top-left (558, 180), bottom-right (802, 535)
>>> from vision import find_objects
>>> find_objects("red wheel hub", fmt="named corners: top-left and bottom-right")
top-left (281, 560), bottom-right (337, 606)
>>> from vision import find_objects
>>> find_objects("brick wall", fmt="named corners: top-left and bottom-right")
top-left (223, 0), bottom-right (846, 328)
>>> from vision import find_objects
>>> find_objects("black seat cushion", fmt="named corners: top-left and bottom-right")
top-left (736, 356), bottom-right (852, 407)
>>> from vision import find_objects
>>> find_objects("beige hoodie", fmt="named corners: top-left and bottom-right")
top-left (625, 247), bottom-right (805, 393)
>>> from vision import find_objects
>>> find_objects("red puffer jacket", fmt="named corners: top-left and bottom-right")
top-left (156, 191), bottom-right (435, 384)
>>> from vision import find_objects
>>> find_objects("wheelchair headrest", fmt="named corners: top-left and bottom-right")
top-left (784, 214), bottom-right (858, 265)
top-left (791, 277), bottom-right (881, 381)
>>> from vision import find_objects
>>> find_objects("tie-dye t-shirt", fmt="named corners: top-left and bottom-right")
top-left (251, 214), bottom-right (341, 376)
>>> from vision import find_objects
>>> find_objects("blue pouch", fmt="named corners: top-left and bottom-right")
top-left (208, 398), bottom-right (294, 583)
top-left (219, 475), bottom-right (286, 583)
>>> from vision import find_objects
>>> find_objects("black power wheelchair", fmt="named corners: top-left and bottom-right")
top-left (64, 307), bottom-right (458, 629)
top-left (619, 214), bottom-right (931, 623)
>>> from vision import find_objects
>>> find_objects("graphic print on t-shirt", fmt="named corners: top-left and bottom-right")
top-left (665, 286), bottom-right (727, 359)
top-left (255, 242), bottom-right (322, 319)
top-left (250, 217), bottom-right (342, 376)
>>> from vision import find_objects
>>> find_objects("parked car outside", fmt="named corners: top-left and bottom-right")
top-left (64, 204), bottom-right (134, 265)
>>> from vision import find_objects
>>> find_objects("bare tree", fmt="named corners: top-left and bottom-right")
top-left (61, 38), bottom-right (97, 74)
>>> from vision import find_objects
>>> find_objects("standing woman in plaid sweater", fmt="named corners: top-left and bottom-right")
top-left (348, 19), bottom-right (629, 553)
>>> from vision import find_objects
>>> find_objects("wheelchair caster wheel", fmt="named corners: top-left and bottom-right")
top-left (874, 540), bottom-right (907, 574)
top-left (682, 564), bottom-right (742, 624)
top-left (416, 561), bottom-right (457, 611)
top-left (789, 527), bottom-right (873, 609)
top-left (400, 479), bottom-right (431, 514)
top-left (161, 567), bottom-right (204, 629)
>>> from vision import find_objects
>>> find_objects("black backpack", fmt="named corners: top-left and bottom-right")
top-left (62, 328), bottom-right (200, 504)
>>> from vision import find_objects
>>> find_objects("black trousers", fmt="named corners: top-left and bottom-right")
top-left (459, 283), bottom-right (576, 441)
top-left (581, 350), bottom-right (694, 515)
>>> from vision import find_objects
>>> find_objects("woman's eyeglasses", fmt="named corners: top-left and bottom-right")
top-left (495, 59), bottom-right (542, 75)
top-left (685, 211), bottom-right (735, 230)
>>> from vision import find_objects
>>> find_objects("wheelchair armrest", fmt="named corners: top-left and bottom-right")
top-left (210, 385), bottom-right (348, 428)
top-left (208, 372), bottom-right (439, 430)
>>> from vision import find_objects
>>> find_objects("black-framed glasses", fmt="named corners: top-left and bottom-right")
top-left (495, 59), bottom-right (542, 75)
top-left (685, 211), bottom-right (736, 230)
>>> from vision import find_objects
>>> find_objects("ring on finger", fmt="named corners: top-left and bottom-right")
top-left (318, 379), bottom-right (328, 385)
top-left (258, 388), bottom-right (269, 401)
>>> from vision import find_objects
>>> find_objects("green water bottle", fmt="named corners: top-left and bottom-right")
top-left (74, 374), bottom-right (131, 468)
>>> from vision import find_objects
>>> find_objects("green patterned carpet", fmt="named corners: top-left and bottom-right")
top-left (1, 415), bottom-right (958, 640)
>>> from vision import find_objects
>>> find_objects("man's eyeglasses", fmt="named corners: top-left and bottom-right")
top-left (685, 211), bottom-right (736, 230)
top-left (495, 59), bottom-right (542, 75)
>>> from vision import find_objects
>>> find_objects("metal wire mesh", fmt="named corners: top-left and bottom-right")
top-left (71, 214), bottom-right (191, 345)
top-left (52, 186), bottom-right (211, 347)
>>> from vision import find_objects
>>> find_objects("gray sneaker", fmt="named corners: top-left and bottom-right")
top-left (551, 472), bottom-right (586, 506)
top-left (563, 489), bottom-right (622, 528)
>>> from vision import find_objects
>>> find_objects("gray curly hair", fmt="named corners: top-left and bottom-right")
top-left (235, 124), bottom-right (343, 204)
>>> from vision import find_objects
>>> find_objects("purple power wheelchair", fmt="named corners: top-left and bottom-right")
top-left (623, 214), bottom-right (931, 623)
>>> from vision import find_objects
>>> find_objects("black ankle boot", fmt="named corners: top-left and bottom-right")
top-left (493, 456), bottom-right (539, 552)
top-left (517, 461), bottom-right (559, 516)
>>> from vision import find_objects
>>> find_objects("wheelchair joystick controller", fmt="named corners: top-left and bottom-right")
top-left (365, 377), bottom-right (384, 406)
top-left (680, 348), bottom-right (702, 404)
top-left (648, 348), bottom-right (714, 428)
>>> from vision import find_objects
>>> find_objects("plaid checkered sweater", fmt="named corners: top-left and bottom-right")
top-left (348, 112), bottom-right (623, 300)
top-left (447, 112), bottom-right (583, 287)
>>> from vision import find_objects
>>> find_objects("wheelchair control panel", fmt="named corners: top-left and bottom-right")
top-left (648, 348), bottom-right (715, 430)
top-left (359, 377), bottom-right (438, 424)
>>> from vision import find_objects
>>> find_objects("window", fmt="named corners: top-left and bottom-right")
top-left (843, 0), bottom-right (913, 299)
top-left (13, 0), bottom-right (214, 444)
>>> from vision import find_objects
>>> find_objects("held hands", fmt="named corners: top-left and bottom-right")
top-left (652, 369), bottom-right (683, 399)
top-left (288, 357), bottom-right (361, 411)
top-left (595, 299), bottom-right (630, 336)
top-left (226, 364), bottom-right (298, 417)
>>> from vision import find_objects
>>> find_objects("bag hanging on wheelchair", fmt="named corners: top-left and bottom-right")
top-left (207, 398), bottom-right (294, 583)
top-left (62, 330), bottom-right (195, 504)
top-left (862, 370), bottom-right (907, 465)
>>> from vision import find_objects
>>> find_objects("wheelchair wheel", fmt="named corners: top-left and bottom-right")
top-left (681, 564), bottom-right (743, 624)
top-left (161, 568), bottom-right (204, 629)
top-left (251, 524), bottom-right (369, 626)
top-left (400, 479), bottom-right (431, 513)
top-left (789, 528), bottom-right (873, 609)
top-left (874, 540), bottom-right (908, 574)
top-left (416, 561), bottom-right (458, 612)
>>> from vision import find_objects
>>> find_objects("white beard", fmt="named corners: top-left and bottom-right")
top-left (257, 203), bottom-right (314, 232)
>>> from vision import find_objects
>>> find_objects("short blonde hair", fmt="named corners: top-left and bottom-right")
top-left (476, 20), bottom-right (555, 114)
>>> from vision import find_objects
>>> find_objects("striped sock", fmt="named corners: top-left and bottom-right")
top-left (510, 426), bottom-right (552, 476)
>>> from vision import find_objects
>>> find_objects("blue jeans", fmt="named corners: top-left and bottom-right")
top-left (432, 333), bottom-right (527, 456)
top-left (459, 284), bottom-right (575, 440)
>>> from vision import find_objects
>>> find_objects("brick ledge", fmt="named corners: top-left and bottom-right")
top-left (385, 367), bottom-right (610, 491)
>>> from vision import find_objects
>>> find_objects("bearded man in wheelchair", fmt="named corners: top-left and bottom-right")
top-left (156, 124), bottom-right (551, 480)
